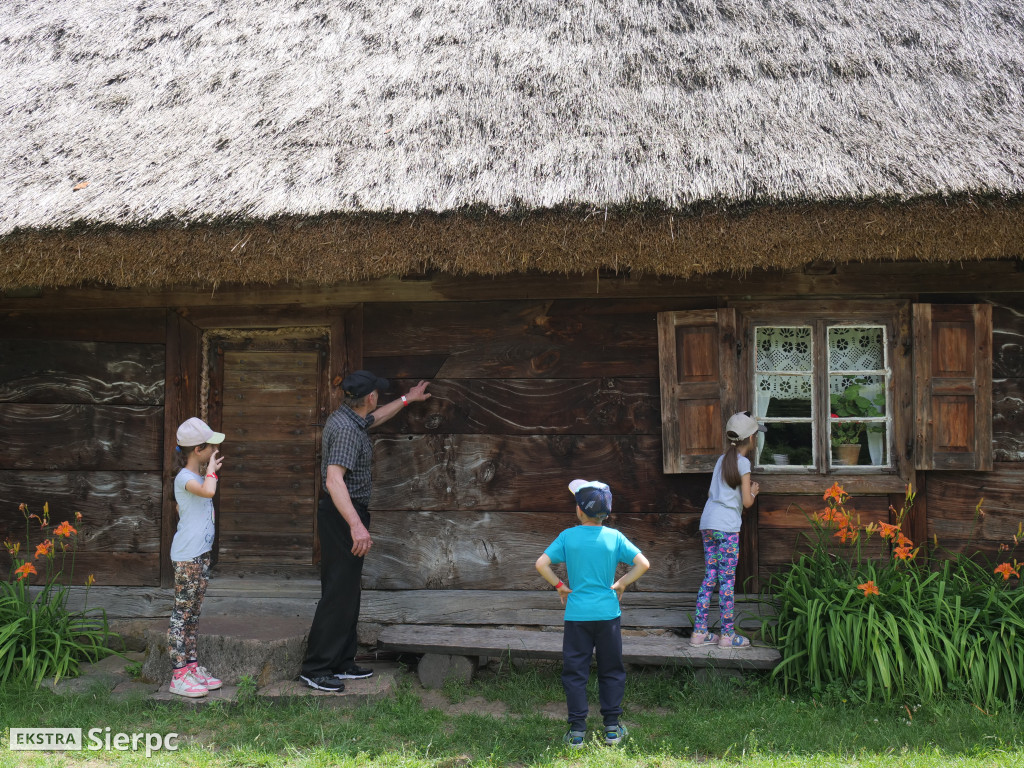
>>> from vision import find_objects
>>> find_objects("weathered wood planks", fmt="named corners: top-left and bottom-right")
top-left (0, 405), bottom-right (163, 470)
top-left (209, 342), bottom-right (326, 570)
top-left (756, 494), bottom-right (891, 584)
top-left (0, 341), bottom-right (164, 404)
top-left (371, 434), bottom-right (708, 514)
top-left (0, 471), bottom-right (162, 551)
top-left (372, 378), bottom-right (660, 436)
top-left (365, 510), bottom-right (705, 592)
top-left (363, 300), bottom-right (659, 379)
top-left (925, 464), bottom-right (1024, 556)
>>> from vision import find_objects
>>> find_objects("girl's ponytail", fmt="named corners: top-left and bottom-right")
top-left (722, 441), bottom-right (742, 489)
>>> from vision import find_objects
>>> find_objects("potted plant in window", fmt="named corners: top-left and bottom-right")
top-left (830, 379), bottom-right (885, 466)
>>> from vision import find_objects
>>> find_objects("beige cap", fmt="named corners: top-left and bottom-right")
top-left (176, 417), bottom-right (225, 446)
top-left (725, 411), bottom-right (766, 442)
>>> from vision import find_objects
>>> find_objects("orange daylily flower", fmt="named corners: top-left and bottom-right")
top-left (877, 522), bottom-right (900, 542)
top-left (994, 563), bottom-right (1020, 581)
top-left (835, 526), bottom-right (859, 544)
top-left (858, 580), bottom-right (880, 596)
top-left (896, 532), bottom-right (913, 548)
top-left (893, 545), bottom-right (915, 561)
top-left (819, 507), bottom-right (850, 529)
top-left (53, 521), bottom-right (77, 538)
top-left (35, 539), bottom-right (53, 559)
top-left (75, 512), bottom-right (83, 522)
top-left (824, 483), bottom-right (847, 504)
top-left (14, 562), bottom-right (37, 580)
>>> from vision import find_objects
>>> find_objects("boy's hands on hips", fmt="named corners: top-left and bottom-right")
top-left (611, 581), bottom-right (625, 600)
top-left (556, 583), bottom-right (571, 606)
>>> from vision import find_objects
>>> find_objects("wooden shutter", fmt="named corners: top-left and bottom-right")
top-left (657, 309), bottom-right (739, 473)
top-left (913, 303), bottom-right (992, 471)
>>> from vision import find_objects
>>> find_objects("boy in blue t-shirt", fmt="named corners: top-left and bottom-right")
top-left (535, 479), bottom-right (650, 748)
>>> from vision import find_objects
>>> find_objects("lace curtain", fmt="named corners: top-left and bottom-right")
top-left (754, 326), bottom-right (885, 417)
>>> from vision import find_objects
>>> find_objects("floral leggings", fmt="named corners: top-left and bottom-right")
top-left (168, 552), bottom-right (211, 669)
top-left (694, 530), bottom-right (740, 636)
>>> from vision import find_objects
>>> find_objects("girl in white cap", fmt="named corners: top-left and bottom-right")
top-left (167, 417), bottom-right (225, 697)
top-left (690, 411), bottom-right (764, 650)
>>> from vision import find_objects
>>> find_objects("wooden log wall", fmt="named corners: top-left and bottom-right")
top-left (0, 313), bottom-right (166, 586)
top-left (362, 299), bottom-right (716, 597)
top-left (2, 274), bottom-right (1021, 612)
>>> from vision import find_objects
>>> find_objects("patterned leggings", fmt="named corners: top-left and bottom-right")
top-left (168, 552), bottom-right (211, 668)
top-left (694, 530), bottom-right (740, 636)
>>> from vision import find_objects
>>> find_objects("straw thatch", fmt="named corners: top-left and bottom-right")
top-left (1, 0), bottom-right (1023, 287)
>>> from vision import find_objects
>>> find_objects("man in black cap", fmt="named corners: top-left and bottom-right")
top-left (300, 370), bottom-right (430, 691)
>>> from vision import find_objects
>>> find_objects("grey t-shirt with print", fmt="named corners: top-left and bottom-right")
top-left (171, 468), bottom-right (216, 561)
top-left (698, 453), bottom-right (750, 533)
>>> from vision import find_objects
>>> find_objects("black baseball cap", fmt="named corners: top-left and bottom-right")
top-left (342, 370), bottom-right (389, 398)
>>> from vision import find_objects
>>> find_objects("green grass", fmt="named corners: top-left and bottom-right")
top-left (1, 664), bottom-right (1023, 767)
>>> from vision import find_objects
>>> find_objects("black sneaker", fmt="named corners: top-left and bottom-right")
top-left (299, 674), bottom-right (345, 692)
top-left (334, 664), bottom-right (373, 680)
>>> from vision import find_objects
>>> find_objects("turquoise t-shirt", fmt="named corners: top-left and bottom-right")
top-left (544, 525), bottom-right (642, 622)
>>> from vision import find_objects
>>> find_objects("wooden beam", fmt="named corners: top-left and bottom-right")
top-left (161, 311), bottom-right (201, 587)
top-left (5, 261), bottom-right (1024, 310)
top-left (0, 308), bottom-right (166, 343)
top-left (378, 625), bottom-right (780, 668)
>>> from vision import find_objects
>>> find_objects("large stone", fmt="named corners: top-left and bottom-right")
top-left (141, 616), bottom-right (308, 687)
top-left (416, 653), bottom-right (478, 689)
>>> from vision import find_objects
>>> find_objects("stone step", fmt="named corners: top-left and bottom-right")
top-left (47, 651), bottom-right (398, 706)
top-left (140, 615), bottom-right (308, 687)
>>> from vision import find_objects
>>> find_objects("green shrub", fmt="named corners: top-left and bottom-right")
top-left (763, 484), bottom-right (1024, 710)
top-left (1, 502), bottom-right (117, 686)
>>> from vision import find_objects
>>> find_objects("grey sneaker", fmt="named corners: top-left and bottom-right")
top-left (604, 724), bottom-right (629, 746)
top-left (299, 674), bottom-right (345, 692)
top-left (562, 729), bottom-right (586, 748)
top-left (334, 664), bottom-right (373, 680)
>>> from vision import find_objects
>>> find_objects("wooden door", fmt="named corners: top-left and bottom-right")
top-left (206, 332), bottom-right (330, 577)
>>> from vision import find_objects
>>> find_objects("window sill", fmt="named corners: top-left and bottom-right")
top-left (755, 472), bottom-right (908, 496)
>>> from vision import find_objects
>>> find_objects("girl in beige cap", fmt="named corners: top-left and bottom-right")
top-left (167, 417), bottom-right (225, 698)
top-left (691, 412), bottom-right (763, 650)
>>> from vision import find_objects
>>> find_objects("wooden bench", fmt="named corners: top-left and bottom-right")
top-left (377, 592), bottom-right (780, 687)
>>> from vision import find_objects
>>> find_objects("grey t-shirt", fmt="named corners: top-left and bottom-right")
top-left (698, 453), bottom-right (750, 533)
top-left (171, 468), bottom-right (215, 561)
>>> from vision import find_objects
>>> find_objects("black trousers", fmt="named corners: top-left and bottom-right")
top-left (301, 495), bottom-right (369, 677)
top-left (561, 617), bottom-right (626, 730)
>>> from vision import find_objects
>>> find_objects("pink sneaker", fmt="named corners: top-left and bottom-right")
top-left (170, 667), bottom-right (208, 698)
top-left (718, 634), bottom-right (751, 649)
top-left (188, 662), bottom-right (222, 690)
top-left (689, 630), bottom-right (719, 647)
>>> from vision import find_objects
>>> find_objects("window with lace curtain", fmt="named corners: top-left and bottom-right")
top-left (753, 324), bottom-right (889, 470)
top-left (657, 302), bottom-right (991, 484)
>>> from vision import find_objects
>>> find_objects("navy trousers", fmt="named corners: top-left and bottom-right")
top-left (301, 495), bottom-right (368, 677)
top-left (561, 617), bottom-right (626, 730)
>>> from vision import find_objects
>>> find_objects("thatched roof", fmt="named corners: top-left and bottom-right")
top-left (1, 0), bottom-right (1023, 287)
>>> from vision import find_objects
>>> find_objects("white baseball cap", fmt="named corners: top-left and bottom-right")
top-left (725, 411), bottom-right (766, 442)
top-left (176, 417), bottom-right (225, 446)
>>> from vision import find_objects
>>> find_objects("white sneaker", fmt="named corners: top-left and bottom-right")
top-left (170, 668), bottom-right (208, 698)
top-left (188, 662), bottom-right (222, 690)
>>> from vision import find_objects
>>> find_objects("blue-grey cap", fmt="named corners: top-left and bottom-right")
top-left (342, 370), bottom-right (389, 398)
top-left (568, 479), bottom-right (612, 519)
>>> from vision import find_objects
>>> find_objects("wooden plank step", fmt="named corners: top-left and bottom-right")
top-left (378, 625), bottom-right (780, 670)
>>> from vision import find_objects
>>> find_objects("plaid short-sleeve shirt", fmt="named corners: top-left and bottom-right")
top-left (321, 405), bottom-right (375, 506)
